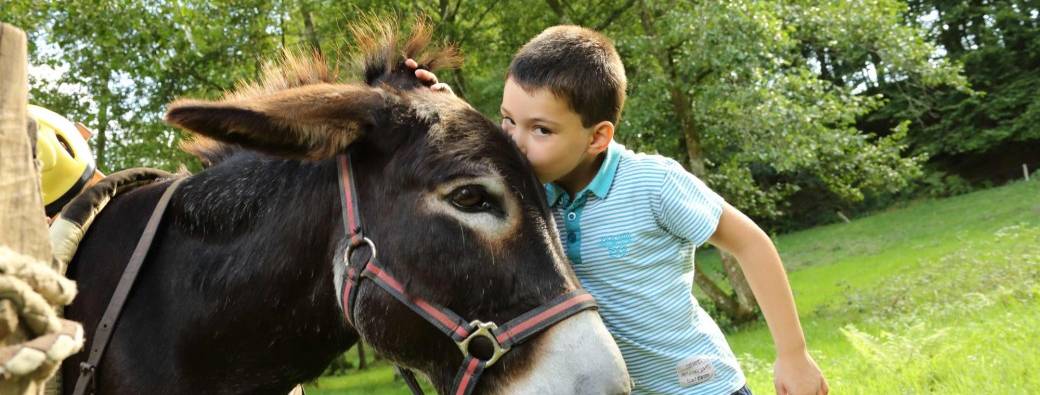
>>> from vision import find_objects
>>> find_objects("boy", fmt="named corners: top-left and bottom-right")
top-left (410, 25), bottom-right (827, 395)
top-left (28, 104), bottom-right (106, 220)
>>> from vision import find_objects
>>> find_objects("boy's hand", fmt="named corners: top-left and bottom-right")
top-left (774, 351), bottom-right (828, 395)
top-left (404, 59), bottom-right (454, 94)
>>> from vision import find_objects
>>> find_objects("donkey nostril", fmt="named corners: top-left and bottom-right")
top-left (468, 336), bottom-right (495, 361)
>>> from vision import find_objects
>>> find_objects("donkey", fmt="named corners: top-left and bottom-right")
top-left (60, 20), bottom-right (629, 395)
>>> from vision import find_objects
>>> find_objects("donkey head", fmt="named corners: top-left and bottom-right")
top-left (165, 20), bottom-right (629, 394)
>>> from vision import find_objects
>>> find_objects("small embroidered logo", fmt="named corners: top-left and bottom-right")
top-left (599, 233), bottom-right (634, 258)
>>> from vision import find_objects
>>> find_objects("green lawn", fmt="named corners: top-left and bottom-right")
top-left (308, 179), bottom-right (1040, 394)
top-left (305, 365), bottom-right (433, 395)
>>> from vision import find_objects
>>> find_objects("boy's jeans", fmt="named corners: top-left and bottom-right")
top-left (731, 385), bottom-right (753, 395)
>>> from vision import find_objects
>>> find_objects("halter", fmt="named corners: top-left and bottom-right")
top-left (336, 153), bottom-right (598, 395)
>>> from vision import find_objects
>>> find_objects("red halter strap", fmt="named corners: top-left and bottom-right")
top-left (336, 153), bottom-right (598, 395)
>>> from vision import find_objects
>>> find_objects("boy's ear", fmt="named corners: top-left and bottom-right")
top-left (587, 120), bottom-right (615, 155)
top-left (165, 84), bottom-right (385, 160)
top-left (75, 123), bottom-right (94, 140)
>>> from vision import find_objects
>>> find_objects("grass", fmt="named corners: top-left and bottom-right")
top-left (306, 366), bottom-right (432, 395)
top-left (721, 178), bottom-right (1040, 393)
top-left (307, 179), bottom-right (1040, 394)
top-left (303, 344), bottom-right (435, 395)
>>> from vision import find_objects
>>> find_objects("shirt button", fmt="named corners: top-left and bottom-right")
top-left (567, 233), bottom-right (576, 243)
top-left (567, 212), bottom-right (577, 221)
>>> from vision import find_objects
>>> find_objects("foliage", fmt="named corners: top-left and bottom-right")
top-left (2, 0), bottom-right (977, 230)
top-left (616, 0), bottom-right (969, 228)
top-left (862, 0), bottom-right (1040, 184)
top-left (1, 0), bottom-right (979, 324)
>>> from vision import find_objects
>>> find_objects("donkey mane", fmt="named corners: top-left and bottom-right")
top-left (181, 17), bottom-right (461, 167)
top-left (349, 16), bottom-right (461, 86)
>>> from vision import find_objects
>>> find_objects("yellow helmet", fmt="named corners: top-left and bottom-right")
top-left (29, 104), bottom-right (97, 216)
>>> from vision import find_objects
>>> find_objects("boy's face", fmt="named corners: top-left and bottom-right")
top-left (500, 77), bottom-right (592, 184)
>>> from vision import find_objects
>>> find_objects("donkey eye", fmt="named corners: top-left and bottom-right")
top-left (449, 185), bottom-right (492, 212)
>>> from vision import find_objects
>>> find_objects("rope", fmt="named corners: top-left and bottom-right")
top-left (0, 246), bottom-right (84, 382)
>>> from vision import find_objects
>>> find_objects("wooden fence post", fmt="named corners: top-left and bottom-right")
top-left (1, 22), bottom-right (60, 395)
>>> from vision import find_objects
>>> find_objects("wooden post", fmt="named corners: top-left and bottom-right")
top-left (1025, 164), bottom-right (1031, 182)
top-left (1, 22), bottom-right (57, 395)
top-left (0, 25), bottom-right (52, 261)
top-left (836, 210), bottom-right (852, 224)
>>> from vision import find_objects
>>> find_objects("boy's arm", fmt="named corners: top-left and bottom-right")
top-left (708, 203), bottom-right (828, 395)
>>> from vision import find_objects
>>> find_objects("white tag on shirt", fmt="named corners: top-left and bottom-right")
top-left (676, 356), bottom-right (715, 387)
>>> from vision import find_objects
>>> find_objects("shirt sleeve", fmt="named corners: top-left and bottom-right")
top-left (653, 163), bottom-right (725, 247)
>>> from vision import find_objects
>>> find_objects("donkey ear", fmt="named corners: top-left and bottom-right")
top-left (165, 84), bottom-right (385, 160)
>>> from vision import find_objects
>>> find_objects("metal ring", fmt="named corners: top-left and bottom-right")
top-left (344, 237), bottom-right (377, 265)
top-left (457, 320), bottom-right (510, 368)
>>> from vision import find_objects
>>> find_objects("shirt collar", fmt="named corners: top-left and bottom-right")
top-left (545, 183), bottom-right (565, 207)
top-left (586, 141), bottom-right (622, 199)
top-left (545, 141), bottom-right (623, 207)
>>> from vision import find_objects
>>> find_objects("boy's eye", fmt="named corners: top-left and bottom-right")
top-left (534, 126), bottom-right (552, 135)
top-left (501, 117), bottom-right (515, 126)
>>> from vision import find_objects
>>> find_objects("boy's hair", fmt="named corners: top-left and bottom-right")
top-left (507, 25), bottom-right (626, 127)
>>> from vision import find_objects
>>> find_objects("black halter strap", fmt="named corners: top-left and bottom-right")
top-left (336, 153), bottom-right (598, 395)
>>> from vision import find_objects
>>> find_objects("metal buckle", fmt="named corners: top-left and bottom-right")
top-left (344, 237), bottom-right (377, 266)
top-left (456, 320), bottom-right (510, 368)
top-left (79, 361), bottom-right (95, 375)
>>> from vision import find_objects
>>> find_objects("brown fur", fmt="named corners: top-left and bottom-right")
top-left (349, 15), bottom-right (462, 81)
top-left (226, 50), bottom-right (339, 102)
top-left (179, 136), bottom-right (234, 168)
top-left (172, 17), bottom-right (462, 164)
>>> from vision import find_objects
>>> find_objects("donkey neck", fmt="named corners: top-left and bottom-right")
top-left (159, 153), bottom-right (356, 391)
top-left (175, 154), bottom-right (338, 240)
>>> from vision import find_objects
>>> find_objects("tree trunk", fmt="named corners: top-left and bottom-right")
top-left (278, 0), bottom-right (287, 48)
top-left (299, 0), bottom-right (322, 57)
top-left (868, 52), bottom-right (886, 87)
top-left (93, 77), bottom-right (111, 173)
top-left (545, 0), bottom-right (571, 24)
top-left (450, 69), bottom-right (468, 100)
top-left (595, 0), bottom-right (637, 31)
top-left (356, 341), bottom-right (367, 370)
top-left (637, 1), bottom-right (759, 324)
top-left (636, 0), bottom-right (705, 177)
top-left (692, 266), bottom-right (742, 318)
top-left (720, 251), bottom-right (757, 318)
top-left (95, 104), bottom-right (107, 173)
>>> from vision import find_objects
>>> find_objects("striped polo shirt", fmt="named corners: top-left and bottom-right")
top-left (545, 142), bottom-right (746, 394)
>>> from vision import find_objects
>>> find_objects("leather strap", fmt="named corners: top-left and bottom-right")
top-left (335, 152), bottom-right (600, 395)
top-left (493, 290), bottom-right (597, 349)
top-left (336, 154), bottom-right (364, 245)
top-left (449, 356), bottom-right (486, 395)
top-left (72, 177), bottom-right (185, 395)
top-left (396, 366), bottom-right (426, 395)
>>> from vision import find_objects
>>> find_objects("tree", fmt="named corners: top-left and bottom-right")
top-left (4, 0), bottom-right (972, 326)
top-left (864, 0), bottom-right (1039, 186)
top-left (3, 0), bottom-right (289, 172)
top-left (616, 0), bottom-right (964, 324)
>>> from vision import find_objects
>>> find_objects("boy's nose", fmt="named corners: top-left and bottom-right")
top-left (510, 132), bottom-right (527, 155)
